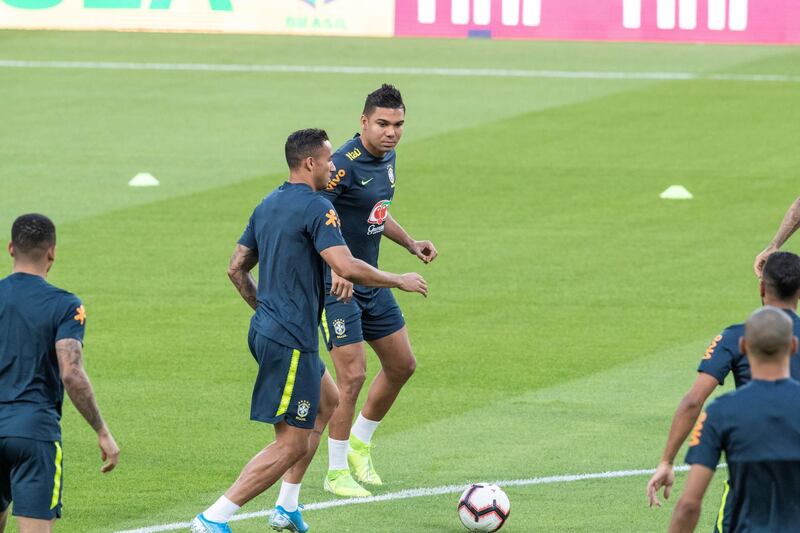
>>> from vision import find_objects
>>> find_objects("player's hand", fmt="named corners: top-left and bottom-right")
top-left (646, 462), bottom-right (674, 507)
top-left (397, 273), bottom-right (427, 297)
top-left (330, 270), bottom-right (354, 304)
top-left (97, 427), bottom-right (120, 474)
top-left (754, 245), bottom-right (778, 278)
top-left (408, 240), bottom-right (438, 264)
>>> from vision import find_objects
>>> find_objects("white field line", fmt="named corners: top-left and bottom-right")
top-left (0, 59), bottom-right (799, 83)
top-left (113, 463), bottom-right (725, 533)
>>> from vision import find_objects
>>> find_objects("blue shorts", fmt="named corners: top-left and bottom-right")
top-left (0, 437), bottom-right (63, 520)
top-left (320, 287), bottom-right (405, 351)
top-left (247, 328), bottom-right (325, 429)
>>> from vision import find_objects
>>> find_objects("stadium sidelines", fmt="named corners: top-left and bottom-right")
top-left (0, 59), bottom-right (799, 83)
top-left (114, 464), bottom-right (724, 533)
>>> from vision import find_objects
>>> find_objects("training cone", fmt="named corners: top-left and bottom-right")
top-left (128, 173), bottom-right (160, 187)
top-left (660, 185), bottom-right (693, 200)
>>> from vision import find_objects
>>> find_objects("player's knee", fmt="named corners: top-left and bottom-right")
top-left (279, 438), bottom-right (309, 463)
top-left (338, 369), bottom-right (367, 400)
top-left (387, 354), bottom-right (416, 384)
top-left (319, 388), bottom-right (340, 420)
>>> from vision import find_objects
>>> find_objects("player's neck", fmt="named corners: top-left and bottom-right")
top-left (287, 175), bottom-right (318, 192)
top-left (763, 298), bottom-right (797, 311)
top-left (12, 261), bottom-right (49, 279)
top-left (750, 359), bottom-right (791, 381)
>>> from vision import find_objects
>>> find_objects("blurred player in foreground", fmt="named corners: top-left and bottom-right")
top-left (669, 306), bottom-right (800, 532)
top-left (754, 196), bottom-right (800, 277)
top-left (320, 84), bottom-right (438, 498)
top-left (190, 129), bottom-right (427, 533)
top-left (647, 251), bottom-right (800, 529)
top-left (0, 214), bottom-right (119, 533)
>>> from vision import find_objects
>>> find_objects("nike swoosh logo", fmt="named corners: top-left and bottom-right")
top-left (360, 178), bottom-right (374, 186)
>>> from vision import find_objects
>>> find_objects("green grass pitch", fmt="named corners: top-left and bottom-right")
top-left (2, 29), bottom-right (800, 532)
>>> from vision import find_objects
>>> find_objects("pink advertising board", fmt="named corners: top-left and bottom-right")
top-left (395, 0), bottom-right (800, 44)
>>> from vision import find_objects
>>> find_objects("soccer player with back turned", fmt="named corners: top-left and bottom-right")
top-left (0, 214), bottom-right (120, 533)
top-left (321, 84), bottom-right (438, 498)
top-left (190, 129), bottom-right (427, 533)
top-left (669, 306), bottom-right (800, 532)
top-left (647, 251), bottom-right (800, 528)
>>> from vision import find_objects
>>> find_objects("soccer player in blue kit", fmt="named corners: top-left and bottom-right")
top-left (648, 251), bottom-right (800, 530)
top-left (669, 306), bottom-right (800, 532)
top-left (190, 129), bottom-right (427, 533)
top-left (0, 214), bottom-right (120, 533)
top-left (321, 84), bottom-right (438, 498)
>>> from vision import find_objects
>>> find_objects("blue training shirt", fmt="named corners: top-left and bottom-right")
top-left (697, 309), bottom-right (800, 386)
top-left (321, 134), bottom-right (396, 295)
top-left (686, 379), bottom-right (800, 530)
top-left (0, 272), bottom-right (86, 441)
top-left (239, 182), bottom-right (346, 353)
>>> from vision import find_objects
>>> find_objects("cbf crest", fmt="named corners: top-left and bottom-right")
top-left (333, 318), bottom-right (347, 338)
top-left (387, 165), bottom-right (395, 187)
top-left (297, 400), bottom-right (311, 421)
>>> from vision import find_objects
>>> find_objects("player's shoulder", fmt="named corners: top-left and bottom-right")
top-left (333, 135), bottom-right (362, 160)
top-left (716, 323), bottom-right (744, 348)
top-left (304, 193), bottom-right (336, 216)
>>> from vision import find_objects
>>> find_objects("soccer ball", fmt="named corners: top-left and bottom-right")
top-left (457, 483), bottom-right (511, 532)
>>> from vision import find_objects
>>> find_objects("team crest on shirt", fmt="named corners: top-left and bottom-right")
top-left (297, 400), bottom-right (311, 421)
top-left (387, 165), bottom-right (395, 187)
top-left (333, 318), bottom-right (346, 338)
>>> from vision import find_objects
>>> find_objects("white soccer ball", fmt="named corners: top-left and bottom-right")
top-left (457, 483), bottom-right (511, 532)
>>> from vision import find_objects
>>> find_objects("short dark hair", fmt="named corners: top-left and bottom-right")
top-left (285, 128), bottom-right (329, 170)
top-left (11, 213), bottom-right (56, 258)
top-left (363, 84), bottom-right (405, 116)
top-left (763, 251), bottom-right (800, 300)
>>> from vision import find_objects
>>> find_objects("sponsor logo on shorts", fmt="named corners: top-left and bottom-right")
top-left (297, 400), bottom-right (311, 421)
top-left (333, 318), bottom-right (347, 338)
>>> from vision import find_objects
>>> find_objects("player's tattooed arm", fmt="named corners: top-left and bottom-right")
top-left (55, 338), bottom-right (120, 473)
top-left (55, 339), bottom-right (105, 432)
top-left (755, 196), bottom-right (800, 277)
top-left (227, 243), bottom-right (259, 310)
top-left (384, 213), bottom-right (438, 264)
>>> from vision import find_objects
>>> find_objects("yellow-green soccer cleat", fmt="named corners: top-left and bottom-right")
top-left (323, 469), bottom-right (372, 498)
top-left (348, 436), bottom-right (383, 486)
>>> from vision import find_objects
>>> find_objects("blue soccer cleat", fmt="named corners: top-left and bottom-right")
top-left (267, 505), bottom-right (310, 532)
top-left (190, 513), bottom-right (233, 533)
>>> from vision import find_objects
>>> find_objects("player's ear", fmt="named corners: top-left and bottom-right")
top-left (303, 155), bottom-right (314, 173)
top-left (791, 336), bottom-right (798, 355)
top-left (7, 241), bottom-right (13, 258)
top-left (739, 337), bottom-right (747, 355)
top-left (360, 113), bottom-right (369, 130)
top-left (760, 280), bottom-right (766, 299)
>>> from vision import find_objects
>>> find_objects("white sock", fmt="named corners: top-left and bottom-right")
top-left (351, 413), bottom-right (380, 444)
top-left (276, 481), bottom-right (301, 513)
top-left (203, 495), bottom-right (240, 523)
top-left (328, 438), bottom-right (349, 470)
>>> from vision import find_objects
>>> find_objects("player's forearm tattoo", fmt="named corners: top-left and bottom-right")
top-left (55, 339), bottom-right (105, 432)
top-left (771, 197), bottom-right (800, 248)
top-left (228, 245), bottom-right (259, 310)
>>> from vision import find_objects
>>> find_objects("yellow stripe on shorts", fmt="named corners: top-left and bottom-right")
top-left (50, 441), bottom-right (63, 509)
top-left (716, 480), bottom-right (730, 533)
top-left (276, 349), bottom-right (301, 417)
top-left (321, 309), bottom-right (330, 341)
